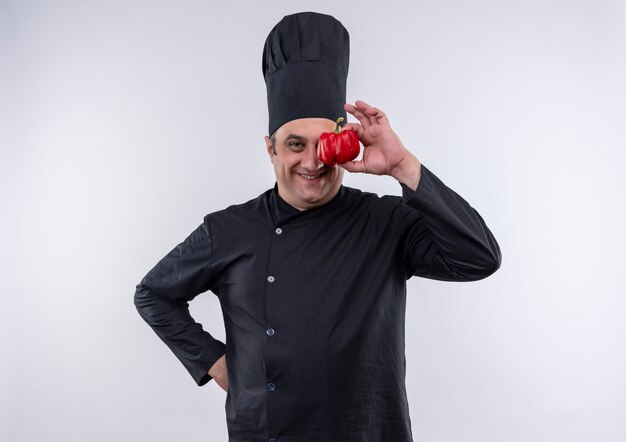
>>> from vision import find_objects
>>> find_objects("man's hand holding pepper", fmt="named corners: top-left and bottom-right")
top-left (340, 100), bottom-right (422, 191)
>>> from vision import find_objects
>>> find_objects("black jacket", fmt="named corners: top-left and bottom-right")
top-left (134, 164), bottom-right (502, 442)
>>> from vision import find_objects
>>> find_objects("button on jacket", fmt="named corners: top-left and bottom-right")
top-left (134, 164), bottom-right (502, 442)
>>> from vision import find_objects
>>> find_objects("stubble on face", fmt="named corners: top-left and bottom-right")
top-left (266, 118), bottom-right (345, 211)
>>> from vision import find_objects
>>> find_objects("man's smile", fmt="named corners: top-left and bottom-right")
top-left (296, 170), bottom-right (329, 181)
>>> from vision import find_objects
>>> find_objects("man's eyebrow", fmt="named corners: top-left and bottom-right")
top-left (284, 134), bottom-right (308, 143)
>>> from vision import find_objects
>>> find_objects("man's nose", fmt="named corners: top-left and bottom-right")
top-left (300, 143), bottom-right (323, 171)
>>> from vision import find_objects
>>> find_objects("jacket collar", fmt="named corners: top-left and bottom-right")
top-left (269, 183), bottom-right (346, 226)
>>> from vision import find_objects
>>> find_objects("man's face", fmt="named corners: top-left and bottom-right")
top-left (265, 117), bottom-right (345, 211)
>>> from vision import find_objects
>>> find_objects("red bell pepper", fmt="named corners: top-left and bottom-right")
top-left (318, 117), bottom-right (360, 166)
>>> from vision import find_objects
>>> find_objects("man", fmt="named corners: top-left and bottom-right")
top-left (134, 11), bottom-right (501, 442)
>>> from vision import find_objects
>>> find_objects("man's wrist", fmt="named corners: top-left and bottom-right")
top-left (391, 154), bottom-right (422, 191)
top-left (208, 354), bottom-right (226, 377)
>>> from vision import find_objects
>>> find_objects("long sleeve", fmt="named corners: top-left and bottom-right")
top-left (399, 164), bottom-right (502, 281)
top-left (134, 216), bottom-right (226, 386)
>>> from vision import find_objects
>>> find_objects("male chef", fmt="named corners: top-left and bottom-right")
top-left (134, 11), bottom-right (502, 442)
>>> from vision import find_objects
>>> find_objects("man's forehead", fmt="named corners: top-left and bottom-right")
top-left (275, 117), bottom-right (336, 138)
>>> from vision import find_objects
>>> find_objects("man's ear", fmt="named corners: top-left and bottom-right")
top-left (264, 135), bottom-right (275, 163)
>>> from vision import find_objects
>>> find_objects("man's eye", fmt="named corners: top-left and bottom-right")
top-left (289, 142), bottom-right (304, 148)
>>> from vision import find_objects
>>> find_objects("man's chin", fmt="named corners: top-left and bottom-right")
top-left (297, 186), bottom-right (339, 209)
top-left (299, 193), bottom-right (325, 208)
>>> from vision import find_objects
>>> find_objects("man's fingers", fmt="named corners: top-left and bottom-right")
top-left (355, 100), bottom-right (389, 126)
top-left (344, 103), bottom-right (371, 128)
top-left (356, 100), bottom-right (379, 126)
top-left (339, 160), bottom-right (366, 174)
top-left (367, 107), bottom-right (389, 125)
top-left (342, 122), bottom-right (364, 138)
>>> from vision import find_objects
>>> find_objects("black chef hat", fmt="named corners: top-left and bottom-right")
top-left (262, 11), bottom-right (350, 136)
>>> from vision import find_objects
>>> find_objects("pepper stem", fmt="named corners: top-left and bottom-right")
top-left (334, 117), bottom-right (344, 134)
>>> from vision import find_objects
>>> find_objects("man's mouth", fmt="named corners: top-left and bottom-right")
top-left (297, 170), bottom-right (328, 180)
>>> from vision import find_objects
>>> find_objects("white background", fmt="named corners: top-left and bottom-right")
top-left (2, 0), bottom-right (625, 441)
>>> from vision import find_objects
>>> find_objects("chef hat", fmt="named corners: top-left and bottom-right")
top-left (262, 11), bottom-right (350, 136)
